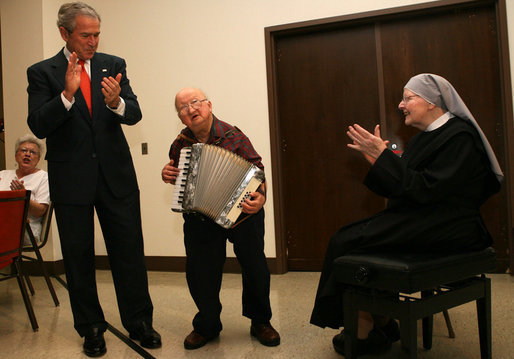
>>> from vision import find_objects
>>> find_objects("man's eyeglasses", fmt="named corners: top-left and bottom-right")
top-left (400, 95), bottom-right (419, 103)
top-left (177, 99), bottom-right (208, 116)
top-left (19, 148), bottom-right (39, 156)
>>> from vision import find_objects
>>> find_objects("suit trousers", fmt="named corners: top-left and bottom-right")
top-left (54, 166), bottom-right (153, 337)
top-left (183, 209), bottom-right (272, 336)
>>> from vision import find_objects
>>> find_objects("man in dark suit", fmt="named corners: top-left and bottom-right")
top-left (26, 2), bottom-right (161, 357)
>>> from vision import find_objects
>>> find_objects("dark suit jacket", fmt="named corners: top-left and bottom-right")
top-left (27, 49), bottom-right (142, 204)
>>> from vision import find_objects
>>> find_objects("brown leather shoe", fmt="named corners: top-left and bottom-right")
top-left (250, 323), bottom-right (280, 347)
top-left (183, 330), bottom-right (219, 350)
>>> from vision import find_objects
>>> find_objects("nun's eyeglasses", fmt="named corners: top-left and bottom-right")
top-left (400, 95), bottom-right (419, 103)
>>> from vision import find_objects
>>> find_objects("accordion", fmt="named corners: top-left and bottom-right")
top-left (171, 143), bottom-right (265, 228)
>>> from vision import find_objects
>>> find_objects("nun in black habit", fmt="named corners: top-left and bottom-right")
top-left (310, 73), bottom-right (503, 356)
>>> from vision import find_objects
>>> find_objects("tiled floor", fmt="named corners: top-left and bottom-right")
top-left (1, 270), bottom-right (513, 358)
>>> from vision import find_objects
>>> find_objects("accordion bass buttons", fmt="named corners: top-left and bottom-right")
top-left (237, 192), bottom-right (253, 209)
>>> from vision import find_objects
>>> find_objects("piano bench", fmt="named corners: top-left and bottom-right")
top-left (332, 247), bottom-right (496, 359)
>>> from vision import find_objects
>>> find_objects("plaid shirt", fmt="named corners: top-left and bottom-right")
top-left (168, 115), bottom-right (264, 170)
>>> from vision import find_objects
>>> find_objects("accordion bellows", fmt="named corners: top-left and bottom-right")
top-left (171, 143), bottom-right (265, 228)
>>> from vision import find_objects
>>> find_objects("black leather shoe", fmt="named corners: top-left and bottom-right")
top-left (83, 328), bottom-right (106, 357)
top-left (332, 328), bottom-right (390, 356)
top-left (129, 322), bottom-right (162, 349)
top-left (378, 319), bottom-right (400, 343)
top-left (250, 322), bottom-right (281, 347)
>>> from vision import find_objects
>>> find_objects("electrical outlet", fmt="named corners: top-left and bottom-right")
top-left (142, 142), bottom-right (148, 155)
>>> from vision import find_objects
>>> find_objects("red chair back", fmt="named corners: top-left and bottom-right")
top-left (0, 190), bottom-right (31, 269)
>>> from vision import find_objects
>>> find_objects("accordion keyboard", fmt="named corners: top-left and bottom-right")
top-left (171, 147), bottom-right (192, 212)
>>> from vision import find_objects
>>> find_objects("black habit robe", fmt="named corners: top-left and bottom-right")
top-left (310, 117), bottom-right (500, 329)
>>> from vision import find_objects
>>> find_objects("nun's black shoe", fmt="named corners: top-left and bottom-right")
top-left (377, 319), bottom-right (400, 343)
top-left (332, 328), bottom-right (391, 356)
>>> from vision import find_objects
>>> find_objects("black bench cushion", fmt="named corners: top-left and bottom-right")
top-left (332, 247), bottom-right (496, 293)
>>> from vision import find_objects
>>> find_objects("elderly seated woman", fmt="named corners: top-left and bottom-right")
top-left (0, 134), bottom-right (50, 244)
top-left (310, 74), bottom-right (502, 357)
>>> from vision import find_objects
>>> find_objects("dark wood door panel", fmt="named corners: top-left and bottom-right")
top-left (275, 26), bottom-right (387, 270)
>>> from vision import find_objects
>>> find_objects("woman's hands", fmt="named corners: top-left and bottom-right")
top-left (10, 178), bottom-right (26, 190)
top-left (347, 124), bottom-right (389, 165)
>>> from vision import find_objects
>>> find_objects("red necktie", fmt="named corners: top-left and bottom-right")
top-left (78, 59), bottom-right (92, 116)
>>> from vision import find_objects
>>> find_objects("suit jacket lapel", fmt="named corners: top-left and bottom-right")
top-left (90, 56), bottom-right (106, 123)
top-left (51, 51), bottom-right (68, 91)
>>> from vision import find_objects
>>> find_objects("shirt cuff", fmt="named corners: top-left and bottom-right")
top-left (61, 92), bottom-right (75, 110)
top-left (107, 97), bottom-right (126, 116)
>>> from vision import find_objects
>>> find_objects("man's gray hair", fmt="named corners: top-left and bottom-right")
top-left (57, 2), bottom-right (101, 33)
top-left (15, 134), bottom-right (45, 156)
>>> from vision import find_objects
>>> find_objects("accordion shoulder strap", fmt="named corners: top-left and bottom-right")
top-left (177, 133), bottom-right (197, 145)
top-left (178, 126), bottom-right (240, 146)
top-left (231, 213), bottom-right (252, 229)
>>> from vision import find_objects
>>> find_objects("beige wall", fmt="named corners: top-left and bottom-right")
top-left (1, 0), bottom-right (512, 262)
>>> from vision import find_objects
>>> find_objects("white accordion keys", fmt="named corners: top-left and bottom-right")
top-left (171, 147), bottom-right (192, 212)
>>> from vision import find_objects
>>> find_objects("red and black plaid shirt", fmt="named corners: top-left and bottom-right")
top-left (168, 115), bottom-right (264, 171)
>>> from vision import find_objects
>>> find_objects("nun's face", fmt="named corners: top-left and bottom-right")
top-left (398, 89), bottom-right (433, 130)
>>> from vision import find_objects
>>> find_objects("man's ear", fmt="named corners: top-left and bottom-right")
top-left (59, 26), bottom-right (70, 42)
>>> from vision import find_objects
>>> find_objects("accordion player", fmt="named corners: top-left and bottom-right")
top-left (171, 143), bottom-right (265, 228)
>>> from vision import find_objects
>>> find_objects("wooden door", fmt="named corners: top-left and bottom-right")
top-left (266, 0), bottom-right (513, 272)
top-left (272, 25), bottom-right (386, 270)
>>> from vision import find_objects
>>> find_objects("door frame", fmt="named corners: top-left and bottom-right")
top-left (264, 0), bottom-right (514, 274)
